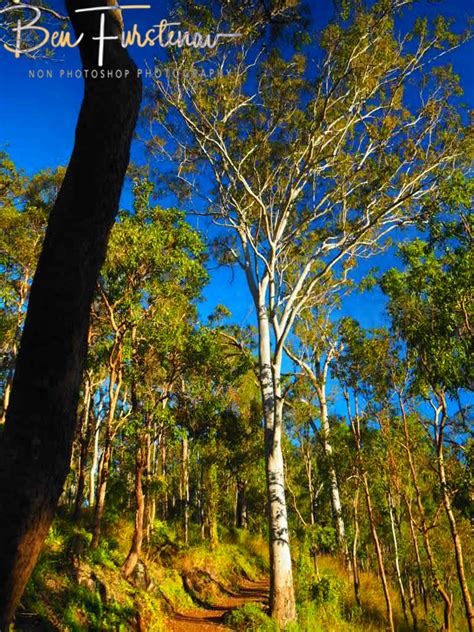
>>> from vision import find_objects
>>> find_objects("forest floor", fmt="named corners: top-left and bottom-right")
top-left (168, 579), bottom-right (269, 631)
top-left (21, 515), bottom-right (454, 631)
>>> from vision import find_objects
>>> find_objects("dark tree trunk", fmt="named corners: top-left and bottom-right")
top-left (0, 2), bottom-right (141, 626)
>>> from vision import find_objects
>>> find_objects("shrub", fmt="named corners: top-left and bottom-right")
top-left (149, 520), bottom-right (180, 561)
top-left (158, 569), bottom-right (194, 610)
top-left (62, 585), bottom-right (135, 631)
top-left (288, 601), bottom-right (325, 632)
top-left (88, 540), bottom-right (119, 569)
top-left (226, 603), bottom-right (277, 632)
top-left (311, 576), bottom-right (344, 607)
top-left (295, 545), bottom-right (316, 604)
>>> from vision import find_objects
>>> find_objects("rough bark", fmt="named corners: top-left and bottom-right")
top-left (0, 4), bottom-right (141, 624)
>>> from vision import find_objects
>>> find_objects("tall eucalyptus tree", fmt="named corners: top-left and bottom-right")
top-left (148, 1), bottom-right (468, 623)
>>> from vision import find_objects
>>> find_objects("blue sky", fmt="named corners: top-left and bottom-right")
top-left (0, 0), bottom-right (472, 335)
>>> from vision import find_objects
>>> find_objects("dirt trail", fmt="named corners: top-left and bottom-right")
top-left (168, 579), bottom-right (269, 631)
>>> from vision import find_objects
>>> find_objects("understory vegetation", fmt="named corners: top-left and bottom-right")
top-left (19, 516), bottom-right (268, 631)
top-left (17, 513), bottom-right (466, 632)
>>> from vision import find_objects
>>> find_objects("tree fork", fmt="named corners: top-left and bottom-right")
top-left (0, 1), bottom-right (141, 626)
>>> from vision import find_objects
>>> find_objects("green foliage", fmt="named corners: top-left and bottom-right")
top-left (381, 195), bottom-right (473, 395)
top-left (295, 531), bottom-right (318, 604)
top-left (295, 528), bottom-right (343, 605)
top-left (308, 526), bottom-right (337, 554)
top-left (148, 520), bottom-right (181, 563)
top-left (311, 575), bottom-right (345, 607)
top-left (158, 569), bottom-right (194, 610)
top-left (62, 585), bottom-right (135, 632)
top-left (22, 518), bottom-right (163, 631)
top-left (151, 520), bottom-right (179, 548)
top-left (88, 541), bottom-right (120, 570)
top-left (183, 540), bottom-right (268, 584)
top-left (0, 153), bottom-right (64, 419)
top-left (226, 602), bottom-right (277, 632)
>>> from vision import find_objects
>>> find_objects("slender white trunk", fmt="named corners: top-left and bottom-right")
top-left (303, 447), bottom-right (315, 525)
top-left (351, 488), bottom-right (361, 607)
top-left (258, 307), bottom-right (296, 626)
top-left (388, 491), bottom-right (408, 623)
top-left (181, 433), bottom-right (189, 544)
top-left (236, 480), bottom-right (248, 529)
top-left (147, 423), bottom-right (158, 540)
top-left (89, 414), bottom-right (101, 508)
top-left (292, 352), bottom-right (348, 559)
top-left (319, 397), bottom-right (346, 550)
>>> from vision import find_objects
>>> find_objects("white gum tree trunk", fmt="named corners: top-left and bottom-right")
top-left (288, 343), bottom-right (348, 558)
top-left (318, 389), bottom-right (347, 556)
top-left (258, 302), bottom-right (297, 626)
